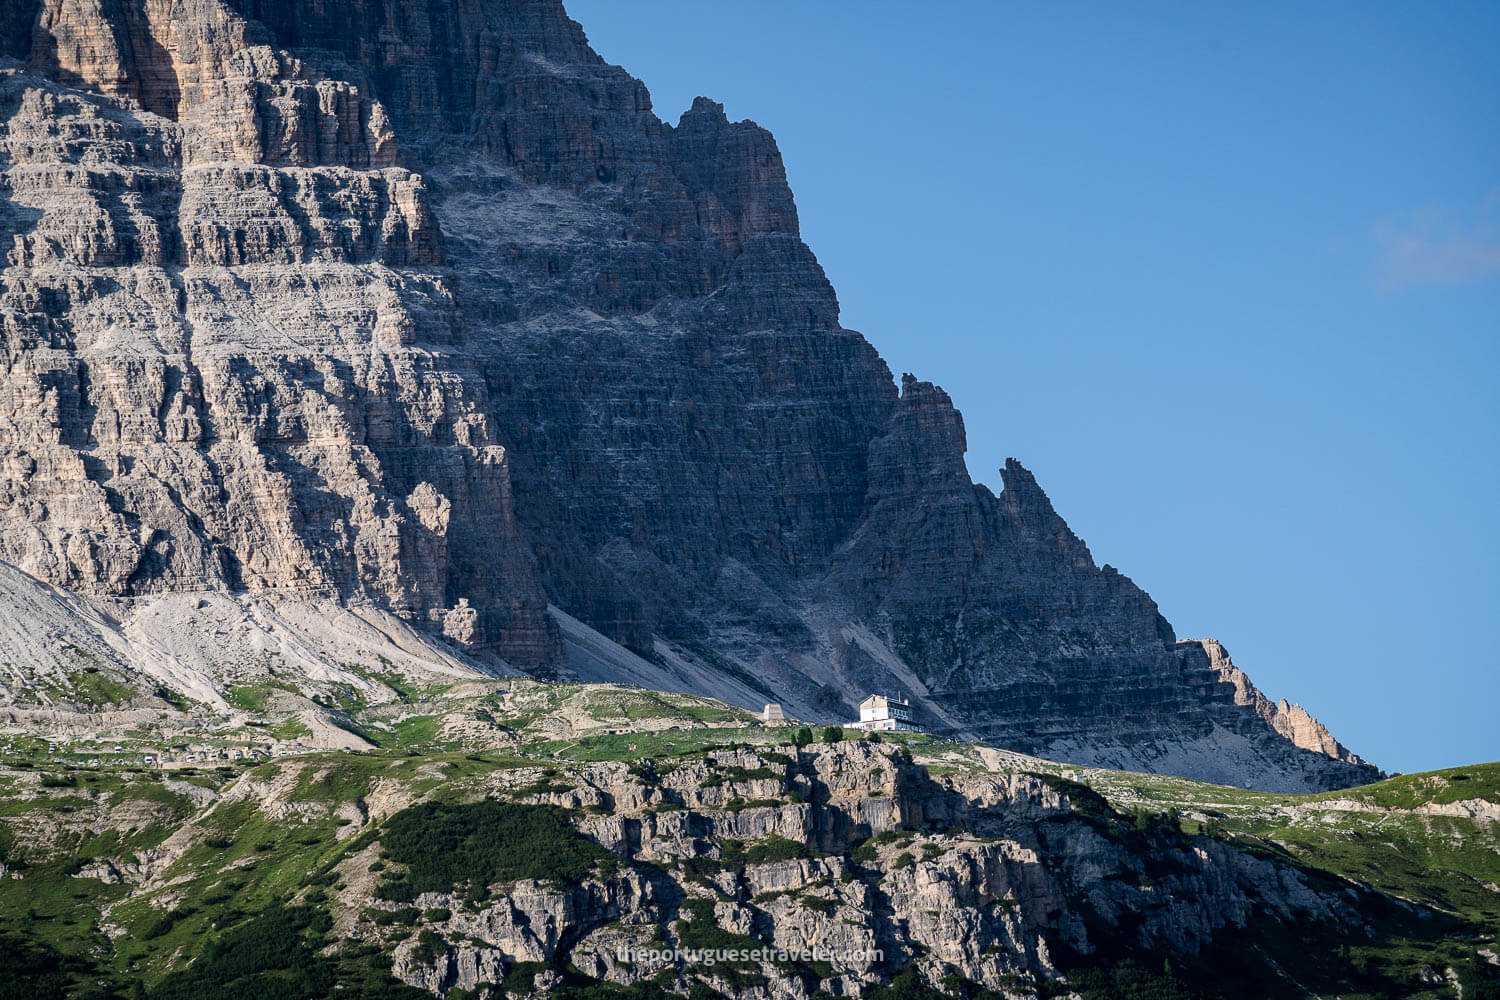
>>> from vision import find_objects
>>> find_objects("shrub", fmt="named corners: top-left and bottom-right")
top-left (148, 903), bottom-right (348, 1000)
top-left (1060, 958), bottom-right (1201, 1000)
top-left (154, 685), bottom-right (190, 710)
top-left (865, 964), bottom-right (948, 1000)
top-left (674, 899), bottom-right (767, 987)
top-left (142, 907), bottom-right (191, 940)
top-left (513, 778), bottom-right (573, 797)
top-left (412, 929), bottom-right (445, 965)
top-left (369, 907), bottom-right (421, 926)
top-left (745, 835), bottom-right (809, 865)
top-left (725, 797), bottom-right (780, 812)
top-left (497, 961), bottom-right (549, 997)
top-left (821, 726), bottom-right (844, 744)
top-left (717, 839), bottom-right (747, 870)
top-left (373, 880), bottom-right (415, 903)
top-left (792, 727), bottom-right (813, 748)
top-left (377, 801), bottom-right (612, 895)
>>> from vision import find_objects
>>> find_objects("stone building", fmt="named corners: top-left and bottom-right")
top-left (850, 694), bottom-right (923, 733)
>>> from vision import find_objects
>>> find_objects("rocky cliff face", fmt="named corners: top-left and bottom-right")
top-left (368, 743), bottom-right (1374, 998)
top-left (1, 0), bottom-right (556, 666)
top-left (0, 0), bottom-right (1377, 790)
top-left (2, 734), bottom-right (1460, 999)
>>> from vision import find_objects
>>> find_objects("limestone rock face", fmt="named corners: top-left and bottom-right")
top-left (0, 0), bottom-right (1377, 788)
top-left (1182, 637), bottom-right (1371, 768)
top-left (367, 743), bottom-right (1382, 998)
top-left (0, 11), bottom-right (554, 664)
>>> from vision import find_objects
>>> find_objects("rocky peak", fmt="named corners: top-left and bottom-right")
top-left (1181, 638), bottom-right (1371, 768)
top-left (667, 95), bottom-right (799, 254)
top-left (864, 374), bottom-right (971, 499)
top-left (997, 456), bottom-right (1094, 570)
top-left (0, 0), bottom-right (1378, 789)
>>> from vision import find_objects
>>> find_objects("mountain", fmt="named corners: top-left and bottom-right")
top-left (0, 0), bottom-right (1376, 791)
top-left (0, 686), bottom-right (1494, 999)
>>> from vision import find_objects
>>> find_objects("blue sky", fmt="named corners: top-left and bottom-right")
top-left (564, 1), bottom-right (1499, 774)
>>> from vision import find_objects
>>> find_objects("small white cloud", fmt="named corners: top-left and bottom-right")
top-left (1374, 190), bottom-right (1500, 289)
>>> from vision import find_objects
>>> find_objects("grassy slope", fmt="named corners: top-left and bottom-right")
top-left (1061, 759), bottom-right (1500, 925)
top-left (0, 683), bottom-right (1496, 999)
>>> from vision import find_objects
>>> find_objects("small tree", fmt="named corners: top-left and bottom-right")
top-left (1132, 806), bottom-right (1151, 833)
top-left (866, 732), bottom-right (882, 744)
top-left (821, 725), bottom-right (844, 744)
top-left (792, 727), bottom-right (813, 749)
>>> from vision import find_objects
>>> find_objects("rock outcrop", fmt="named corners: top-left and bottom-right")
top-left (4, 714), bottom-right (1487, 999)
top-left (355, 743), bottom-right (1382, 997)
top-left (0, 0), bottom-right (1378, 790)
top-left (1181, 637), bottom-right (1371, 767)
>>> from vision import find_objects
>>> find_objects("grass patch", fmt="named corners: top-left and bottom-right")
top-left (67, 668), bottom-right (136, 707)
top-left (390, 715), bottom-right (442, 747)
top-left (291, 761), bottom-right (376, 803)
top-left (529, 728), bottom-right (772, 762)
top-left (270, 718), bottom-right (311, 741)
top-left (583, 689), bottom-right (755, 727)
top-left (225, 681), bottom-right (298, 713)
top-left (1318, 761), bottom-right (1500, 811)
